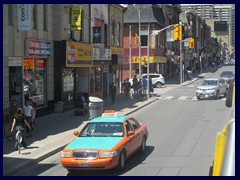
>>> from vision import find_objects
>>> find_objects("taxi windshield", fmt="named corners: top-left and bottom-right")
top-left (80, 122), bottom-right (124, 137)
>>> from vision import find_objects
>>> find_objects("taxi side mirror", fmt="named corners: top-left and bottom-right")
top-left (127, 131), bottom-right (135, 136)
top-left (73, 131), bottom-right (79, 136)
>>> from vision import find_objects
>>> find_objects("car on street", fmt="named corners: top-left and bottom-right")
top-left (129, 73), bottom-right (165, 88)
top-left (230, 59), bottom-right (235, 65)
top-left (196, 78), bottom-right (228, 100)
top-left (61, 110), bottom-right (148, 172)
top-left (219, 71), bottom-right (234, 83)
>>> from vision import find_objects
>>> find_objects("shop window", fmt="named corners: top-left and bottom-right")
top-left (90, 67), bottom-right (102, 93)
top-left (63, 68), bottom-right (74, 92)
top-left (24, 58), bottom-right (47, 108)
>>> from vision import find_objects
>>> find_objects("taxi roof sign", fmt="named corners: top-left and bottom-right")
top-left (102, 110), bottom-right (118, 118)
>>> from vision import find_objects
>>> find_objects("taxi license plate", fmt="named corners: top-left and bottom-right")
top-left (78, 162), bottom-right (89, 167)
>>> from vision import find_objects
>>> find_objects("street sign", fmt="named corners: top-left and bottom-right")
top-left (179, 12), bottom-right (188, 24)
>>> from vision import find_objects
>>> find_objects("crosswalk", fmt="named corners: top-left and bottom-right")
top-left (157, 96), bottom-right (226, 101)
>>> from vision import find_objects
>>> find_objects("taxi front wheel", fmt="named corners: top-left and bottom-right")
top-left (116, 150), bottom-right (126, 171)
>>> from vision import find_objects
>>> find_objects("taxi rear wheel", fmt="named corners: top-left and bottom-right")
top-left (116, 150), bottom-right (126, 171)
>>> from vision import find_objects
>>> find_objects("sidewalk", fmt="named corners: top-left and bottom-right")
top-left (3, 71), bottom-right (209, 176)
top-left (3, 96), bottom-right (158, 176)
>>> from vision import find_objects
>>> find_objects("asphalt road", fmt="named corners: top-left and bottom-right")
top-left (14, 65), bottom-right (234, 176)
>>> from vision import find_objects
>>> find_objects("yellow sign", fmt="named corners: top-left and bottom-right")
top-left (111, 47), bottom-right (123, 55)
top-left (71, 7), bottom-right (82, 31)
top-left (66, 42), bottom-right (93, 67)
top-left (131, 56), bottom-right (167, 64)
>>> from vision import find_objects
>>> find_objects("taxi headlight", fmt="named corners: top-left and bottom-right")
top-left (100, 151), bottom-right (118, 158)
top-left (62, 151), bottom-right (71, 158)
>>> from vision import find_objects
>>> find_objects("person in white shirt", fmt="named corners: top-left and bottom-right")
top-left (23, 99), bottom-right (33, 137)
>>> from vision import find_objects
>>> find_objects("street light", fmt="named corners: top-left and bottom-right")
top-left (138, 8), bottom-right (141, 77)
top-left (146, 24), bottom-right (179, 99)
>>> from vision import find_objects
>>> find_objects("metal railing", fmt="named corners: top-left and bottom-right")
top-left (213, 119), bottom-right (235, 176)
top-left (220, 120), bottom-right (235, 176)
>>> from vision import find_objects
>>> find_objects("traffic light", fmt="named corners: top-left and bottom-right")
top-left (189, 38), bottom-right (194, 48)
top-left (141, 57), bottom-right (146, 66)
top-left (131, 57), bottom-right (139, 63)
top-left (173, 25), bottom-right (182, 41)
top-left (134, 34), bottom-right (139, 45)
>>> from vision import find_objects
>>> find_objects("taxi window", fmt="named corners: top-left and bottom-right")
top-left (125, 120), bottom-right (133, 133)
top-left (129, 118), bottom-right (140, 131)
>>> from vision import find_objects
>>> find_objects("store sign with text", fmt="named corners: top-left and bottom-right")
top-left (18, 4), bottom-right (31, 31)
top-left (66, 42), bottom-right (93, 67)
top-left (25, 39), bottom-right (51, 57)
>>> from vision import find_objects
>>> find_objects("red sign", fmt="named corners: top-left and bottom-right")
top-left (28, 40), bottom-right (41, 57)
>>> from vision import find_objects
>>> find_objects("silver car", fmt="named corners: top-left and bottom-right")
top-left (219, 71), bottom-right (234, 83)
top-left (142, 74), bottom-right (165, 88)
top-left (196, 78), bottom-right (228, 100)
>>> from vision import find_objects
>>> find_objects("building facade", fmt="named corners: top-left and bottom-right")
top-left (3, 4), bottom-right (126, 137)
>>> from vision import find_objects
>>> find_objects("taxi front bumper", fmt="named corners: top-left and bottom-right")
top-left (61, 157), bottom-right (118, 170)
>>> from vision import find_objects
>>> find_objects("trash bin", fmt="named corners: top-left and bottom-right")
top-left (187, 70), bottom-right (192, 80)
top-left (89, 96), bottom-right (103, 119)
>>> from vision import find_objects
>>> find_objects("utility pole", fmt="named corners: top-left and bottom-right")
top-left (129, 25), bottom-right (132, 79)
top-left (138, 8), bottom-right (141, 77)
top-left (180, 40), bottom-right (183, 84)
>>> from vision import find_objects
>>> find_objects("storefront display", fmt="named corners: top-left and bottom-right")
top-left (23, 58), bottom-right (47, 108)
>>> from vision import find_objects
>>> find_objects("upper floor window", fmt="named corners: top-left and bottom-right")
top-left (8, 4), bottom-right (13, 26)
top-left (33, 4), bottom-right (37, 29)
top-left (111, 21), bottom-right (115, 46)
top-left (117, 22), bottom-right (121, 47)
top-left (43, 4), bottom-right (47, 31)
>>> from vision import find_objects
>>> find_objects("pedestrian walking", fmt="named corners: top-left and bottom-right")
top-left (142, 76), bottom-right (147, 95)
top-left (133, 75), bottom-right (139, 100)
top-left (149, 78), bottom-right (154, 96)
top-left (111, 82), bottom-right (117, 104)
top-left (30, 98), bottom-right (36, 128)
top-left (23, 99), bottom-right (33, 137)
top-left (8, 100), bottom-right (19, 141)
top-left (121, 80), bottom-right (127, 99)
top-left (126, 78), bottom-right (131, 99)
top-left (10, 108), bottom-right (31, 150)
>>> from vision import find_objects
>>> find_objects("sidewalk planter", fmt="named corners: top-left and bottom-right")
top-left (89, 96), bottom-right (103, 119)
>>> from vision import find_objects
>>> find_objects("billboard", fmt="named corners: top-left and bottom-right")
top-left (214, 21), bottom-right (228, 32)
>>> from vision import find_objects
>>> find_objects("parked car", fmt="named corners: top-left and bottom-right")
top-left (196, 78), bottom-right (228, 100)
top-left (129, 73), bottom-right (165, 88)
top-left (219, 71), bottom-right (234, 83)
top-left (61, 110), bottom-right (148, 172)
top-left (230, 59), bottom-right (235, 65)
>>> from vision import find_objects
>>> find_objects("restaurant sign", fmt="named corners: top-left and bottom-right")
top-left (66, 42), bottom-right (93, 67)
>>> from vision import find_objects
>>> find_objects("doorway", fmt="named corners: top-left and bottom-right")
top-left (9, 66), bottom-right (23, 107)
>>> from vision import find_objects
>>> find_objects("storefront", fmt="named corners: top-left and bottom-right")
top-left (8, 39), bottom-right (51, 109)
top-left (54, 41), bottom-right (93, 111)
top-left (91, 46), bottom-right (111, 99)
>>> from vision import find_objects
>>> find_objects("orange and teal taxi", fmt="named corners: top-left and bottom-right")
top-left (61, 110), bottom-right (148, 172)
